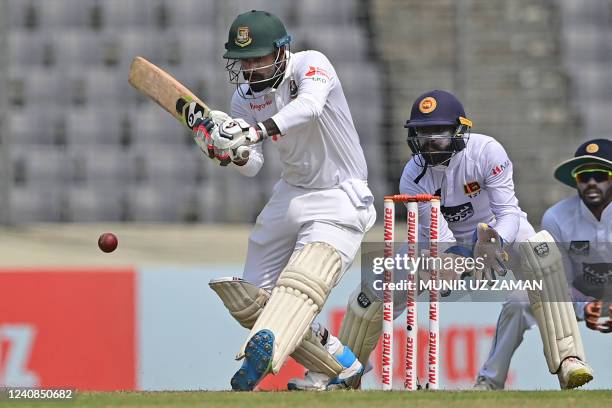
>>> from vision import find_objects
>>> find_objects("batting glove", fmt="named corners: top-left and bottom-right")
top-left (214, 118), bottom-right (263, 166)
top-left (193, 117), bottom-right (217, 160)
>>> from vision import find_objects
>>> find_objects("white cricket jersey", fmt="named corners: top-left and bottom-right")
top-left (541, 196), bottom-right (612, 305)
top-left (229, 50), bottom-right (368, 189)
top-left (399, 133), bottom-right (530, 244)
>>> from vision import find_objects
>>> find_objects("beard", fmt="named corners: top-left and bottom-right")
top-left (580, 186), bottom-right (611, 209)
top-left (423, 151), bottom-right (453, 166)
top-left (248, 77), bottom-right (274, 92)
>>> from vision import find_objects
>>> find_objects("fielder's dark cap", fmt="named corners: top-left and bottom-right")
top-left (554, 138), bottom-right (612, 187)
top-left (404, 90), bottom-right (472, 129)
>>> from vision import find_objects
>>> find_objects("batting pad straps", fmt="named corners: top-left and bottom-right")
top-left (338, 287), bottom-right (383, 367)
top-left (519, 230), bottom-right (586, 373)
top-left (292, 330), bottom-right (343, 378)
top-left (208, 278), bottom-right (269, 329)
top-left (237, 242), bottom-right (342, 374)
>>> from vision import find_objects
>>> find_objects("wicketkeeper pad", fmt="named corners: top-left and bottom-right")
top-left (519, 230), bottom-right (586, 373)
top-left (236, 242), bottom-right (343, 374)
top-left (338, 287), bottom-right (383, 367)
top-left (209, 277), bottom-right (343, 377)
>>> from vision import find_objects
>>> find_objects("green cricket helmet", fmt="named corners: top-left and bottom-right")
top-left (223, 10), bottom-right (291, 59)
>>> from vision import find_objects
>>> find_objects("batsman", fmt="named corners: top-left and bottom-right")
top-left (196, 10), bottom-right (376, 391)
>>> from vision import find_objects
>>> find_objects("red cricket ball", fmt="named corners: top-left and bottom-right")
top-left (98, 232), bottom-right (118, 253)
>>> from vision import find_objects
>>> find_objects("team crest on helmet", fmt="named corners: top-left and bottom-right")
top-left (419, 97), bottom-right (437, 114)
top-left (586, 143), bottom-right (599, 154)
top-left (235, 26), bottom-right (252, 47)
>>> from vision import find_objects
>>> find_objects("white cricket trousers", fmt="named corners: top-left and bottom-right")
top-left (243, 179), bottom-right (376, 291)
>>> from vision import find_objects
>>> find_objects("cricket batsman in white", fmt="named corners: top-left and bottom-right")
top-left (326, 90), bottom-right (593, 389)
top-left (191, 10), bottom-right (376, 391)
top-left (475, 139), bottom-right (610, 389)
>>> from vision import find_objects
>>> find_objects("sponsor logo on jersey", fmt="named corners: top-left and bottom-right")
top-left (249, 99), bottom-right (273, 111)
top-left (533, 243), bottom-right (549, 258)
top-left (235, 27), bottom-right (252, 47)
top-left (569, 240), bottom-right (590, 256)
top-left (304, 66), bottom-right (331, 83)
top-left (491, 160), bottom-right (511, 176)
top-left (441, 202), bottom-right (474, 223)
top-left (582, 262), bottom-right (612, 284)
top-left (463, 181), bottom-right (481, 198)
top-left (419, 97), bottom-right (437, 114)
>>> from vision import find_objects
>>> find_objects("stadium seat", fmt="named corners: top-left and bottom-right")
top-left (33, 0), bottom-right (96, 29)
top-left (131, 108), bottom-right (190, 148)
top-left (296, 0), bottom-right (360, 25)
top-left (66, 186), bottom-right (127, 222)
top-left (126, 184), bottom-right (200, 222)
top-left (128, 146), bottom-right (201, 185)
top-left (54, 30), bottom-right (117, 67)
top-left (101, 0), bottom-right (157, 29)
top-left (68, 146), bottom-right (132, 187)
top-left (7, 30), bottom-right (55, 67)
top-left (293, 25), bottom-right (368, 63)
top-left (10, 145), bottom-right (71, 187)
top-left (10, 186), bottom-right (65, 222)
top-left (6, 107), bottom-right (65, 145)
top-left (65, 107), bottom-right (127, 146)
top-left (7, 66), bottom-right (69, 108)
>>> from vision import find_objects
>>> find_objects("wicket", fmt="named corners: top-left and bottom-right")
top-left (382, 194), bottom-right (440, 391)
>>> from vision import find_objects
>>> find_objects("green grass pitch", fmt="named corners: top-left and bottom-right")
top-left (3, 390), bottom-right (611, 408)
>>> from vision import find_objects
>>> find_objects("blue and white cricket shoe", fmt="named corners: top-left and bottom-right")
top-left (230, 329), bottom-right (274, 391)
top-left (287, 346), bottom-right (364, 391)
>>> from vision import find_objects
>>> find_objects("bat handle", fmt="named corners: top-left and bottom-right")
top-left (236, 146), bottom-right (250, 160)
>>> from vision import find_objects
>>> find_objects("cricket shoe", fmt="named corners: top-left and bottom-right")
top-left (230, 329), bottom-right (274, 391)
top-left (287, 346), bottom-right (363, 391)
top-left (472, 375), bottom-right (497, 390)
top-left (557, 357), bottom-right (593, 389)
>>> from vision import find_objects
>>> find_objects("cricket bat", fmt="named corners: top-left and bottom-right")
top-left (128, 56), bottom-right (210, 130)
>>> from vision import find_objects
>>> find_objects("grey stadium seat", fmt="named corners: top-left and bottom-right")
top-left (7, 107), bottom-right (64, 145)
top-left (128, 146), bottom-right (202, 185)
top-left (68, 146), bottom-right (132, 187)
top-left (126, 185), bottom-right (199, 222)
top-left (10, 186), bottom-right (65, 222)
top-left (65, 108), bottom-right (127, 146)
top-left (31, 0), bottom-right (95, 28)
top-left (11, 145), bottom-right (71, 187)
top-left (8, 66), bottom-right (69, 108)
top-left (100, 0), bottom-right (158, 29)
top-left (293, 25), bottom-right (368, 63)
top-left (297, 0), bottom-right (360, 25)
top-left (7, 30), bottom-right (55, 67)
top-left (65, 186), bottom-right (127, 222)
top-left (131, 105), bottom-right (189, 147)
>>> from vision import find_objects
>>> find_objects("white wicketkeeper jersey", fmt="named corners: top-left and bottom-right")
top-left (229, 50), bottom-right (368, 189)
top-left (541, 195), bottom-right (612, 303)
top-left (399, 133), bottom-right (531, 244)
